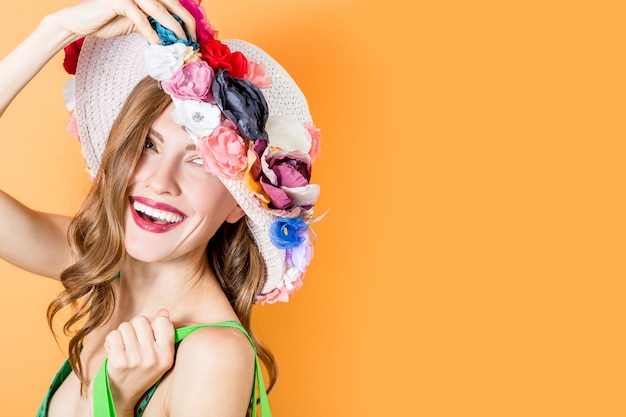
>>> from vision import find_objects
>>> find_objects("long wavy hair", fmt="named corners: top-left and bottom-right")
top-left (47, 77), bottom-right (277, 398)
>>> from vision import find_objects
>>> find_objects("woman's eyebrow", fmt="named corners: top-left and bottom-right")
top-left (148, 129), bottom-right (197, 151)
top-left (148, 128), bottom-right (164, 143)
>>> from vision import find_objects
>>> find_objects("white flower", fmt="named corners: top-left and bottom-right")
top-left (63, 77), bottom-right (76, 111)
top-left (283, 184), bottom-right (320, 208)
top-left (283, 267), bottom-right (302, 290)
top-left (171, 99), bottom-right (222, 139)
top-left (144, 43), bottom-right (187, 81)
top-left (266, 115), bottom-right (311, 153)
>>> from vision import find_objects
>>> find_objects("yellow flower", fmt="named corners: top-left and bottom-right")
top-left (183, 46), bottom-right (202, 63)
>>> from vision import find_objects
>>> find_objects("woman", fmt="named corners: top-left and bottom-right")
top-left (0, 0), bottom-right (321, 415)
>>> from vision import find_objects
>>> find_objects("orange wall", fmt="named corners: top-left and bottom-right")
top-left (2, 0), bottom-right (626, 415)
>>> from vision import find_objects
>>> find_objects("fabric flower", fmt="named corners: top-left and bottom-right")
top-left (201, 40), bottom-right (248, 78)
top-left (197, 120), bottom-right (247, 179)
top-left (63, 37), bottom-right (84, 75)
top-left (257, 272), bottom-right (304, 304)
top-left (283, 267), bottom-right (304, 290)
top-left (269, 217), bottom-right (308, 249)
top-left (171, 99), bottom-right (222, 139)
top-left (180, 0), bottom-right (217, 45)
top-left (162, 61), bottom-right (214, 102)
top-left (183, 46), bottom-right (202, 63)
top-left (266, 115), bottom-right (312, 153)
top-left (305, 123), bottom-right (322, 162)
top-left (66, 110), bottom-right (80, 142)
top-left (257, 287), bottom-right (286, 304)
top-left (144, 43), bottom-right (187, 81)
top-left (213, 69), bottom-right (268, 141)
top-left (148, 15), bottom-right (198, 49)
top-left (256, 147), bottom-right (320, 211)
top-left (286, 237), bottom-right (313, 272)
top-left (244, 60), bottom-right (272, 89)
top-left (62, 78), bottom-right (76, 111)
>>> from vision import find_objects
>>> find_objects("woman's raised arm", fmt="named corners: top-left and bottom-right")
top-left (0, 0), bottom-right (195, 117)
top-left (0, 191), bottom-right (73, 279)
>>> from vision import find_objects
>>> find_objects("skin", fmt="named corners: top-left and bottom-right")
top-left (0, 1), bottom-right (255, 416)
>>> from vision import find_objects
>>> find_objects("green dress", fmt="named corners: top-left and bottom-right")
top-left (36, 320), bottom-right (271, 417)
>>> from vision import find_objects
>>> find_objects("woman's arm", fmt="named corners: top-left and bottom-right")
top-left (0, 14), bottom-right (77, 118)
top-left (0, 0), bottom-right (196, 117)
top-left (0, 191), bottom-right (73, 279)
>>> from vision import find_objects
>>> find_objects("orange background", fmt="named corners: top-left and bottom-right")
top-left (1, 0), bottom-right (626, 415)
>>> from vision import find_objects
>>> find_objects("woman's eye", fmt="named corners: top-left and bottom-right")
top-left (191, 157), bottom-right (203, 166)
top-left (144, 138), bottom-right (157, 151)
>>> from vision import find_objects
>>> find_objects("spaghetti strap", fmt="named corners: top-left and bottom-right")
top-left (93, 320), bottom-right (272, 417)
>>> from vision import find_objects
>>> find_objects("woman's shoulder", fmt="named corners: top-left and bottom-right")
top-left (165, 323), bottom-right (256, 415)
top-left (178, 322), bottom-right (255, 361)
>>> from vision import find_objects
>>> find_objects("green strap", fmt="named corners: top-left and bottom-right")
top-left (93, 321), bottom-right (271, 417)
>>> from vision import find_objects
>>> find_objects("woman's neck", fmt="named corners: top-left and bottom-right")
top-left (113, 251), bottom-right (235, 327)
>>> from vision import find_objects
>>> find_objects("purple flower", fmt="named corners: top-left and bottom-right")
top-left (287, 238), bottom-right (313, 271)
top-left (258, 148), bottom-right (320, 212)
top-left (269, 217), bottom-right (308, 249)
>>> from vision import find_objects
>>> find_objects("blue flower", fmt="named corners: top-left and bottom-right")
top-left (148, 14), bottom-right (199, 49)
top-left (269, 217), bottom-right (309, 249)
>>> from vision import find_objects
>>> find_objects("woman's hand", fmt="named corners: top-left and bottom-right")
top-left (104, 309), bottom-right (175, 415)
top-left (50, 0), bottom-right (196, 45)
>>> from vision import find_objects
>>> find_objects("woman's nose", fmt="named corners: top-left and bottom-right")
top-left (145, 159), bottom-right (182, 196)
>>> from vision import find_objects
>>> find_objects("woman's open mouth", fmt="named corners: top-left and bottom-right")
top-left (129, 197), bottom-right (186, 233)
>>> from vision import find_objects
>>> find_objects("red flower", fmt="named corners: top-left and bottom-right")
top-left (228, 51), bottom-right (248, 79)
top-left (201, 40), bottom-right (248, 78)
top-left (63, 37), bottom-right (85, 75)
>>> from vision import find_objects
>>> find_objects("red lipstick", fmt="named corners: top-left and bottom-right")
top-left (129, 196), bottom-right (186, 233)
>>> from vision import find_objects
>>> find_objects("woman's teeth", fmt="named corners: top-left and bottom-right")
top-left (133, 201), bottom-right (183, 224)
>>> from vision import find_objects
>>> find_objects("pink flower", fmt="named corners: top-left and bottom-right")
top-left (305, 123), bottom-right (321, 162)
top-left (66, 110), bottom-right (80, 142)
top-left (197, 120), bottom-right (248, 179)
top-left (256, 274), bottom-right (304, 305)
top-left (257, 288), bottom-right (285, 304)
top-left (162, 61), bottom-right (214, 102)
top-left (244, 60), bottom-right (272, 89)
top-left (180, 0), bottom-right (217, 44)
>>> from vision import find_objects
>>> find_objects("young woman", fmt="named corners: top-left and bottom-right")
top-left (0, 0), bottom-right (321, 415)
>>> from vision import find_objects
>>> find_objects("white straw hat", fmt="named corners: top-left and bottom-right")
top-left (71, 31), bottom-right (319, 301)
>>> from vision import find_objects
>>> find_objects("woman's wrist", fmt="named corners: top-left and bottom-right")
top-left (39, 11), bottom-right (82, 52)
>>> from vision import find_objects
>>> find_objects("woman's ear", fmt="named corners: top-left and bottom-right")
top-left (225, 204), bottom-right (245, 224)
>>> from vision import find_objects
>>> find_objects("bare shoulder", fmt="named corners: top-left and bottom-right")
top-left (166, 325), bottom-right (256, 417)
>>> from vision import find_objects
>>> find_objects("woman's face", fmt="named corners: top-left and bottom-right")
top-left (124, 104), bottom-right (244, 264)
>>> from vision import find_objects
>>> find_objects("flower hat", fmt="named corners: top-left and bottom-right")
top-left (62, 0), bottom-right (321, 303)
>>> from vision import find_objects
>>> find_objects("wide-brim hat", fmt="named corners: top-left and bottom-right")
top-left (72, 33), bottom-right (317, 300)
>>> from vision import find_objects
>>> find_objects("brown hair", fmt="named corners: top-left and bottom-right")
top-left (47, 77), bottom-right (277, 397)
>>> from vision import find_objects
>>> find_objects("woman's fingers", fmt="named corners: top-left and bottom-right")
top-left (135, 0), bottom-right (186, 41)
top-left (105, 311), bottom-right (175, 372)
top-left (119, 2), bottom-right (162, 44)
top-left (71, 0), bottom-right (196, 45)
top-left (161, 0), bottom-right (197, 41)
top-left (152, 310), bottom-right (175, 352)
top-left (127, 0), bottom-right (197, 44)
